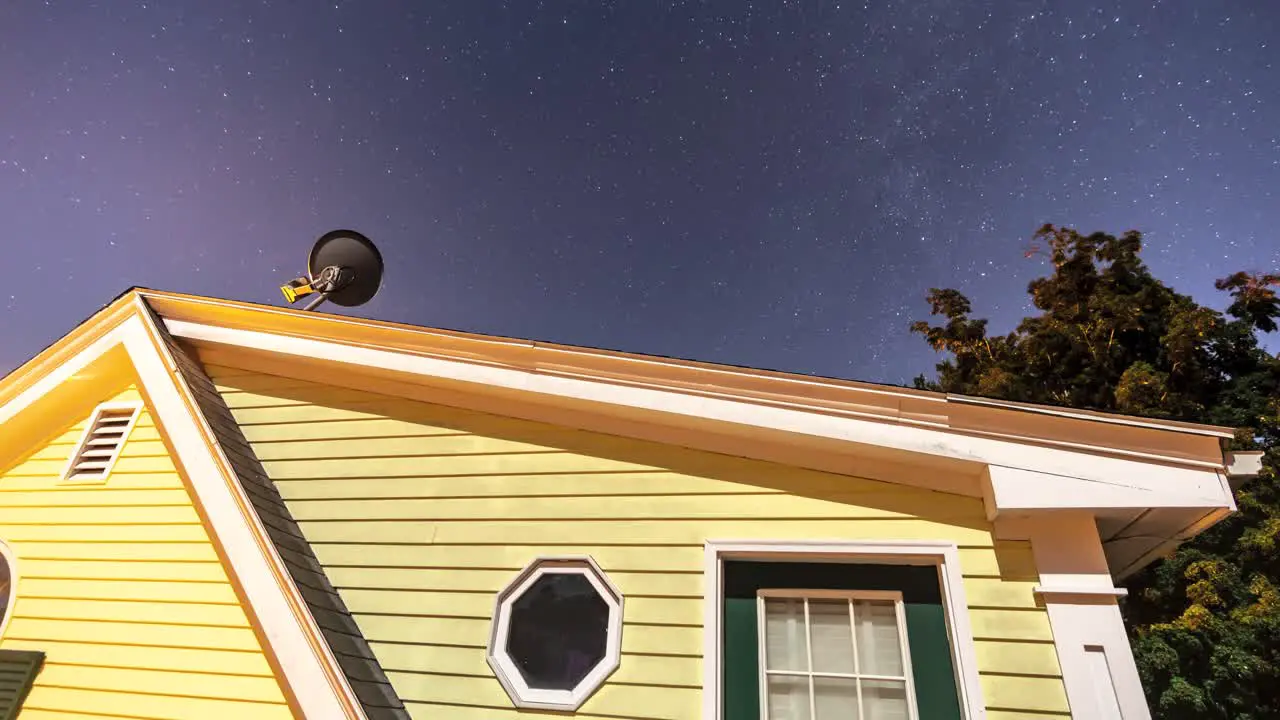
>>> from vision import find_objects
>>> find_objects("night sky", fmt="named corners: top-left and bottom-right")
top-left (2, 2), bottom-right (1277, 385)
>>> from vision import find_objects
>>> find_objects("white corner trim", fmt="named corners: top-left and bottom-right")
top-left (119, 315), bottom-right (364, 720)
top-left (486, 555), bottom-right (624, 712)
top-left (1034, 585), bottom-right (1129, 598)
top-left (163, 319), bottom-right (1233, 512)
top-left (55, 400), bottom-right (143, 485)
top-left (701, 540), bottom-right (986, 720)
top-left (0, 538), bottom-right (17, 641)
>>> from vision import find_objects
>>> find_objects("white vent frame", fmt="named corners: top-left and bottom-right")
top-left (58, 401), bottom-right (143, 485)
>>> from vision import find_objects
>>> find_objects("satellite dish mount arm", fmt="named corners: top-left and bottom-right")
top-left (280, 265), bottom-right (356, 311)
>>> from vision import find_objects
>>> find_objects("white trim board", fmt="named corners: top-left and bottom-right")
top-left (123, 310), bottom-right (366, 720)
top-left (163, 319), bottom-right (1234, 514)
top-left (701, 540), bottom-right (986, 720)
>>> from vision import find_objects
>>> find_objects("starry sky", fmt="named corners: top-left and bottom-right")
top-left (2, 1), bottom-right (1277, 385)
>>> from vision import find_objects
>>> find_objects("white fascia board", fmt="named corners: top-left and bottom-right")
top-left (0, 322), bottom-right (129, 426)
top-left (985, 465), bottom-right (1234, 518)
top-left (165, 318), bottom-right (1227, 512)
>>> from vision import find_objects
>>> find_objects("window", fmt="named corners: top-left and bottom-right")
top-left (720, 559), bottom-right (967, 720)
top-left (759, 590), bottom-right (917, 720)
top-left (0, 540), bottom-right (15, 640)
top-left (59, 402), bottom-right (141, 485)
top-left (487, 556), bottom-right (623, 711)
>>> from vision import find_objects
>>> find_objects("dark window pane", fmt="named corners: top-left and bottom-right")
top-left (506, 572), bottom-right (610, 690)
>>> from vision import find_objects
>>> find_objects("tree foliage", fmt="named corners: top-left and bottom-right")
top-left (910, 224), bottom-right (1280, 718)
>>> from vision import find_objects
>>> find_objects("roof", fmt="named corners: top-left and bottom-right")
top-left (0, 287), bottom-right (1258, 718)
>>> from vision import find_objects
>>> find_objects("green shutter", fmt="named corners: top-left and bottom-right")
top-left (0, 649), bottom-right (45, 720)
top-left (721, 561), bottom-right (963, 720)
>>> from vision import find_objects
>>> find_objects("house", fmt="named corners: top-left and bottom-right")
top-left (0, 288), bottom-right (1257, 720)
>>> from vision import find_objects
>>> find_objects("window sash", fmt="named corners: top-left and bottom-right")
top-left (755, 590), bottom-right (919, 720)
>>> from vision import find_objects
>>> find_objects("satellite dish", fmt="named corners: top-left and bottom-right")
top-left (279, 229), bottom-right (384, 311)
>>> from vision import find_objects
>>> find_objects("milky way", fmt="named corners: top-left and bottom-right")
top-left (2, 1), bottom-right (1277, 383)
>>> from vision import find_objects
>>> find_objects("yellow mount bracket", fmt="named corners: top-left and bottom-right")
top-left (280, 277), bottom-right (316, 304)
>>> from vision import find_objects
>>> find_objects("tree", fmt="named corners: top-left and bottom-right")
top-left (910, 224), bottom-right (1280, 718)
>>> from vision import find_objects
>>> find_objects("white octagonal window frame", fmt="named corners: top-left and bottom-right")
top-left (486, 555), bottom-right (624, 711)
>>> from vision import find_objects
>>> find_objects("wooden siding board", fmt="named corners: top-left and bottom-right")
top-left (209, 364), bottom-right (1072, 719)
top-left (157, 332), bottom-right (411, 720)
top-left (0, 387), bottom-right (294, 719)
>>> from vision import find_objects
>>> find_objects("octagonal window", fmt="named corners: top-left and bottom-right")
top-left (487, 556), bottom-right (624, 711)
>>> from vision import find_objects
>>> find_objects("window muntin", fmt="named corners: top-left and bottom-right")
top-left (757, 589), bottom-right (918, 720)
top-left (487, 556), bottom-right (623, 711)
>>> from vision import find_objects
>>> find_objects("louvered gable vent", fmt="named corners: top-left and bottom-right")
top-left (61, 403), bottom-right (141, 484)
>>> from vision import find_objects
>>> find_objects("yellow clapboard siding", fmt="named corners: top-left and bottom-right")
top-left (28, 439), bottom-right (169, 461)
top-left (275, 473), bottom-right (792, 498)
top-left (3, 455), bottom-right (176, 477)
top-left (961, 541), bottom-right (1038, 579)
top-left (232, 403), bottom-right (430, 426)
top-left (300, 518), bottom-right (997, 546)
top-left (213, 384), bottom-right (373, 407)
top-left (371, 641), bottom-right (700, 689)
top-left (356, 614), bottom-right (698, 657)
top-left (401, 701), bottom-right (652, 720)
top-left (262, 452), bottom-right (661, 478)
top-left (327, 566), bottom-right (702, 597)
top-left (21, 686), bottom-right (292, 720)
top-left (981, 673), bottom-right (1072, 714)
top-left (240, 418), bottom-right (464, 443)
top-left (0, 523), bottom-right (211, 543)
top-left (313, 542), bottom-right (1005, 580)
top-left (253, 435), bottom-right (558, 460)
top-left (963, 577), bottom-right (1039, 609)
top-left (219, 369), bottom-right (1064, 718)
top-left (38, 424), bottom-right (163, 447)
top-left (13, 541), bottom-right (220, 562)
top-left (311, 541), bottom-right (707, 570)
top-left (975, 640), bottom-right (1062, 677)
top-left (0, 639), bottom-right (276, 677)
top-left (0, 503), bottom-right (201, 525)
top-left (0, 472), bottom-right (183, 491)
top-left (17, 577), bottom-right (241, 604)
top-left (0, 488), bottom-right (195, 507)
top-left (342, 588), bottom-right (697, 625)
top-left (387, 670), bottom-right (698, 719)
top-left (19, 559), bottom-right (229, 582)
top-left (4, 618), bottom-right (262, 652)
top-left (0, 383), bottom-right (293, 718)
top-left (35, 664), bottom-right (286, 704)
top-left (13, 597), bottom-right (251, 627)
top-left (971, 608), bottom-right (1055, 642)
top-left (287, 492), bottom-right (981, 522)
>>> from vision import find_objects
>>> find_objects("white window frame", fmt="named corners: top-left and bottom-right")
top-left (57, 401), bottom-right (142, 485)
top-left (486, 555), bottom-right (624, 712)
top-left (756, 588), bottom-right (920, 720)
top-left (703, 539), bottom-right (986, 720)
top-left (0, 539), bottom-right (17, 641)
